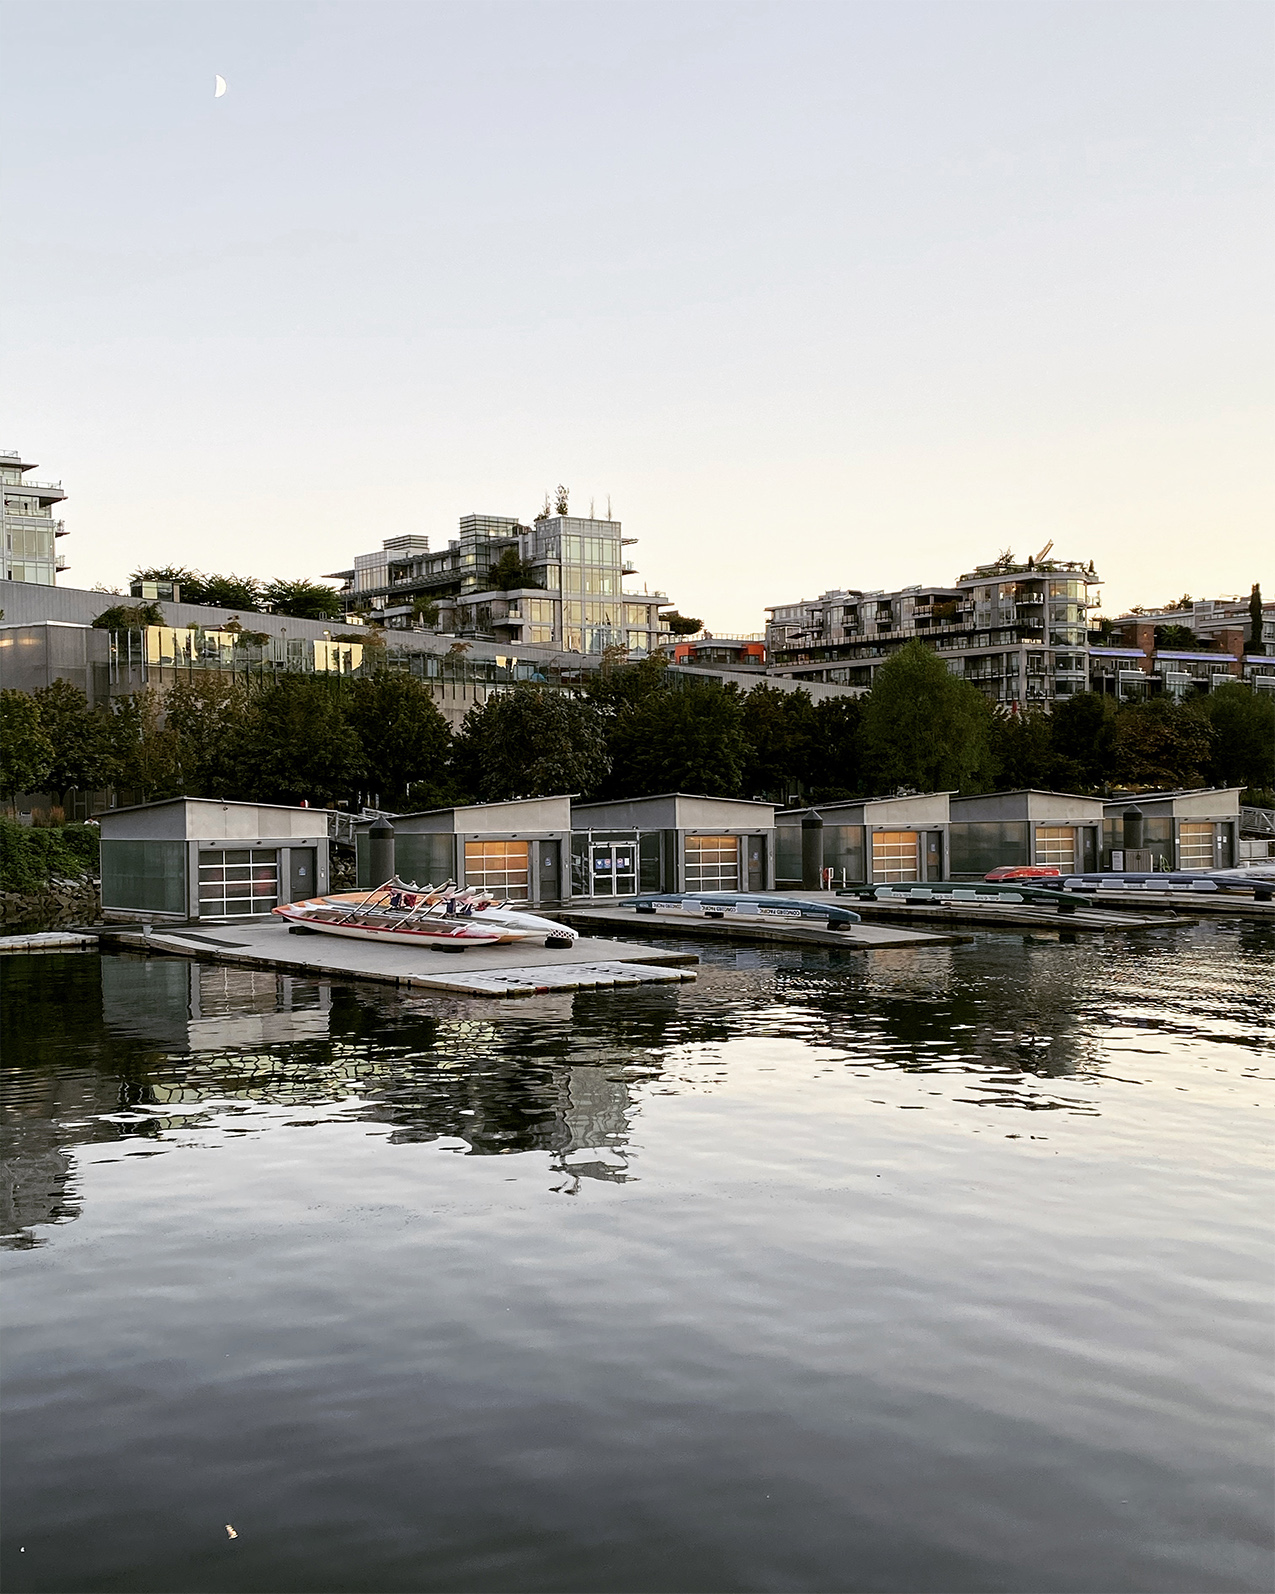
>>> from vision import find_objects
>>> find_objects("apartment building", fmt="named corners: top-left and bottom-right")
top-left (2, 448), bottom-right (68, 586)
top-left (766, 551), bottom-right (1099, 706)
top-left (1089, 598), bottom-right (1275, 700)
top-left (326, 509), bottom-right (672, 659)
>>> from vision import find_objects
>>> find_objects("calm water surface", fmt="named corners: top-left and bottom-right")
top-left (2, 926), bottom-right (1272, 1593)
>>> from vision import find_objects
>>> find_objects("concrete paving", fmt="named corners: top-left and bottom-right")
top-left (100, 918), bottom-right (699, 998)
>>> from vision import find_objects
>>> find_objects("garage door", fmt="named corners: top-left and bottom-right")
top-left (464, 840), bottom-right (530, 901)
top-left (198, 849), bottom-right (279, 917)
top-left (1178, 822), bottom-right (1214, 869)
top-left (871, 831), bottom-right (919, 883)
top-left (1035, 827), bottom-right (1076, 872)
top-left (684, 835), bottom-right (739, 892)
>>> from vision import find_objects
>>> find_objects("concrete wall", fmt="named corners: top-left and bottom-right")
top-left (572, 795), bottom-right (776, 833)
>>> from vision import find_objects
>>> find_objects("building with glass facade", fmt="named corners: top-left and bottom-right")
top-left (327, 510), bottom-right (671, 658)
top-left (2, 448), bottom-right (67, 585)
top-left (765, 554), bottom-right (1100, 707)
top-left (99, 799), bottom-right (331, 922)
top-left (356, 794), bottom-right (777, 904)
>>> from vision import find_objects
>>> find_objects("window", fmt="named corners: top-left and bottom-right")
top-left (464, 840), bottom-right (530, 900)
top-left (199, 849), bottom-right (279, 916)
top-left (684, 834), bottom-right (739, 891)
top-left (1178, 822), bottom-right (1214, 869)
top-left (1034, 827), bottom-right (1076, 871)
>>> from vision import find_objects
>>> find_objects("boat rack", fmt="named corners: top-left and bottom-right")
top-left (837, 881), bottom-right (1087, 913)
top-left (622, 892), bottom-right (863, 927)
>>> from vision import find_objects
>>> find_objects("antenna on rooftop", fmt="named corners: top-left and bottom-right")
top-left (606, 494), bottom-right (612, 520)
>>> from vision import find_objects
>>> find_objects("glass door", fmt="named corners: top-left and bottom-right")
top-left (590, 840), bottom-right (637, 896)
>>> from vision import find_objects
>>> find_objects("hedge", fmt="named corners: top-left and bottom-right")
top-left (0, 818), bottom-right (101, 893)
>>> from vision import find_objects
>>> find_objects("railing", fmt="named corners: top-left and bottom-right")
top-left (1240, 807), bottom-right (1274, 837)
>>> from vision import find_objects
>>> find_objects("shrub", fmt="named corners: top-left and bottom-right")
top-left (0, 818), bottom-right (100, 893)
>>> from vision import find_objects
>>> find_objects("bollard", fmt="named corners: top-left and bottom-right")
top-left (801, 810), bottom-right (824, 890)
top-left (368, 818), bottom-right (395, 885)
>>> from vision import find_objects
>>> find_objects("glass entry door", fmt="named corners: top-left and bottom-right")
top-left (591, 840), bottom-right (637, 896)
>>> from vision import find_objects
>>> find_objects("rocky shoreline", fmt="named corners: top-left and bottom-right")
top-left (0, 875), bottom-right (101, 932)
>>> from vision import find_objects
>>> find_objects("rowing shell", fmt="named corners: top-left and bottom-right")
top-left (273, 898), bottom-right (513, 947)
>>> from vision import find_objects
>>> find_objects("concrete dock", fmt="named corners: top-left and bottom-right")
top-left (98, 920), bottom-right (700, 998)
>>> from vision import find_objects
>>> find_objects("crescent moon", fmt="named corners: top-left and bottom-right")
top-left (215, 75), bottom-right (227, 97)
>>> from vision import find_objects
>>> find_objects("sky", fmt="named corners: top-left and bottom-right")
top-left (2, 0), bottom-right (1270, 628)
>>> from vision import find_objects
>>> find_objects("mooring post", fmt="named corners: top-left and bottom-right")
top-left (369, 817), bottom-right (396, 884)
top-left (801, 810), bottom-right (824, 891)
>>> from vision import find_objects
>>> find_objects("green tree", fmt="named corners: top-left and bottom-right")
top-left (344, 672), bottom-right (453, 809)
top-left (1196, 683), bottom-right (1275, 791)
top-left (107, 690), bottom-right (179, 799)
top-left (1154, 624), bottom-right (1197, 651)
top-left (807, 694), bottom-right (864, 799)
top-left (604, 680), bottom-right (746, 797)
top-left (451, 686), bottom-right (610, 801)
top-left (484, 550), bottom-right (540, 592)
top-left (584, 652), bottom-right (671, 712)
top-left (860, 641), bottom-right (992, 793)
top-left (1049, 692), bottom-right (1119, 790)
top-left (198, 573), bottom-right (264, 610)
top-left (163, 675), bottom-right (249, 796)
top-left (221, 677), bottom-right (365, 806)
top-left (30, 680), bottom-right (114, 800)
top-left (662, 612), bottom-right (704, 636)
top-left (740, 685), bottom-right (816, 799)
top-left (1114, 698), bottom-right (1214, 789)
top-left (262, 578), bottom-right (343, 620)
top-left (989, 707), bottom-right (1055, 790)
top-left (92, 601), bottom-right (164, 629)
top-left (0, 691), bottom-right (54, 795)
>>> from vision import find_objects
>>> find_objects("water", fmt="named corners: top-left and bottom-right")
top-left (2, 927), bottom-right (1272, 1593)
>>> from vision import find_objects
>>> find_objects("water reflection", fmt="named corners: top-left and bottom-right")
top-left (2, 923), bottom-right (1273, 1248)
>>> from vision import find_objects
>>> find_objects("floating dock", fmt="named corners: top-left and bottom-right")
top-left (93, 919), bottom-right (699, 998)
top-left (557, 903), bottom-right (971, 949)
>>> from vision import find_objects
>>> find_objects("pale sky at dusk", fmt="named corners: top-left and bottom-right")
top-left (3, 0), bottom-right (1270, 628)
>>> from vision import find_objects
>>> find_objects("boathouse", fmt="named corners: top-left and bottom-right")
top-left (98, 798), bottom-right (331, 922)
top-left (355, 797), bottom-right (574, 906)
top-left (775, 794), bottom-right (951, 887)
top-left (1102, 789), bottom-right (1241, 871)
top-left (948, 790), bottom-right (1106, 877)
top-left (568, 794), bottom-right (777, 897)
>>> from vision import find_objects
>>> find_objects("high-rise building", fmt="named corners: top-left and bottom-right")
top-left (2, 449), bottom-right (67, 585)
top-left (765, 552), bottom-right (1100, 706)
top-left (328, 508), bottom-right (671, 657)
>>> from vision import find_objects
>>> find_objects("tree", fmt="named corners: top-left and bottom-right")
top-left (198, 573), bottom-right (264, 610)
top-left (484, 549), bottom-right (540, 592)
top-left (807, 694), bottom-right (864, 798)
top-left (163, 675), bottom-right (249, 795)
top-left (92, 601), bottom-right (164, 630)
top-left (740, 685), bottom-right (816, 799)
top-left (604, 680), bottom-right (746, 798)
top-left (221, 677), bottom-right (365, 806)
top-left (262, 578), bottom-right (343, 620)
top-left (0, 691), bottom-right (54, 796)
top-left (1250, 584), bottom-right (1265, 657)
top-left (555, 484), bottom-right (570, 516)
top-left (451, 686), bottom-right (610, 801)
top-left (860, 641), bottom-right (992, 793)
top-left (30, 680), bottom-right (114, 799)
top-left (344, 672), bottom-right (453, 809)
top-left (1154, 624), bottom-right (1197, 651)
top-left (1114, 698), bottom-right (1214, 789)
top-left (584, 652), bottom-right (670, 713)
top-left (1050, 692), bottom-right (1118, 790)
top-left (989, 707), bottom-right (1055, 790)
top-left (1196, 683), bottom-right (1275, 791)
top-left (412, 596), bottom-right (440, 628)
top-left (662, 612), bottom-right (704, 636)
top-left (107, 690), bottom-right (178, 798)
